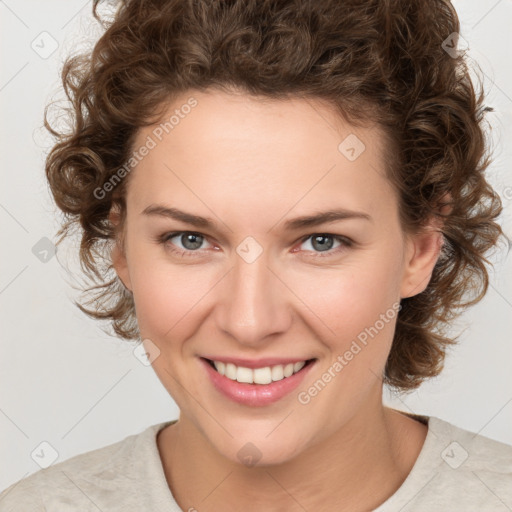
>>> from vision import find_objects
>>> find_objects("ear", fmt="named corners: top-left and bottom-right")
top-left (109, 206), bottom-right (133, 292)
top-left (400, 194), bottom-right (451, 299)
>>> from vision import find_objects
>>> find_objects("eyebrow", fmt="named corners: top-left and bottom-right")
top-left (141, 205), bottom-right (372, 230)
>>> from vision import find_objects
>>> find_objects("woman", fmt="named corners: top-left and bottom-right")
top-left (1, 0), bottom-right (511, 510)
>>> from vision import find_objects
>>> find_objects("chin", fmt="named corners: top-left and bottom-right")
top-left (208, 421), bottom-right (309, 468)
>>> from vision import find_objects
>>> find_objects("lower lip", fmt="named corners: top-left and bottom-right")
top-left (200, 357), bottom-right (316, 407)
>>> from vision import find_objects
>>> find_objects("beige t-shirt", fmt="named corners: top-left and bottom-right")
top-left (1, 413), bottom-right (511, 511)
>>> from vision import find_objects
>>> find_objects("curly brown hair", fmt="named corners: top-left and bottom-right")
top-left (44, 0), bottom-right (508, 391)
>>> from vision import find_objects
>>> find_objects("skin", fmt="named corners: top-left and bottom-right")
top-left (111, 88), bottom-right (444, 512)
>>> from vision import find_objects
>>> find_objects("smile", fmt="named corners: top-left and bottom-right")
top-left (200, 357), bottom-right (317, 407)
top-left (207, 359), bottom-right (312, 385)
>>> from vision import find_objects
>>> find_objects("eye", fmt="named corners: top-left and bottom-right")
top-left (296, 233), bottom-right (353, 257)
top-left (158, 231), bottom-right (213, 258)
top-left (156, 231), bottom-right (354, 259)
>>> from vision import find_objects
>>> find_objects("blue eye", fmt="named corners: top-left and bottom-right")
top-left (159, 232), bottom-right (210, 258)
top-left (298, 234), bottom-right (353, 257)
top-left (156, 231), bottom-right (353, 259)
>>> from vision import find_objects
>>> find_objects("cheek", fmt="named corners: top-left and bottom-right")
top-left (292, 249), bottom-right (403, 382)
top-left (127, 249), bottom-right (215, 341)
top-left (297, 257), bottom-right (401, 339)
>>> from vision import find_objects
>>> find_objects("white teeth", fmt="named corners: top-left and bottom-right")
top-left (253, 367), bottom-right (272, 385)
top-left (225, 363), bottom-right (237, 380)
top-left (271, 365), bottom-right (284, 381)
top-left (213, 361), bottom-right (225, 375)
top-left (211, 359), bottom-right (309, 384)
top-left (294, 361), bottom-right (306, 372)
top-left (283, 363), bottom-right (294, 378)
top-left (236, 366), bottom-right (253, 384)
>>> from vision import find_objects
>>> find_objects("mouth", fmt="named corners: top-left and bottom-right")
top-left (200, 357), bottom-right (317, 407)
top-left (202, 357), bottom-right (317, 385)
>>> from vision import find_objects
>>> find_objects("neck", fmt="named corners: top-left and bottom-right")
top-left (157, 403), bottom-right (427, 512)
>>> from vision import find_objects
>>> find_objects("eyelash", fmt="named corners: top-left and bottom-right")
top-left (155, 231), bottom-right (354, 259)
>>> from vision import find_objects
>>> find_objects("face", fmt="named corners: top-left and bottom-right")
top-left (112, 88), bottom-right (441, 466)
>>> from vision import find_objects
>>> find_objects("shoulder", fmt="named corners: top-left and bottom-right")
top-left (413, 415), bottom-right (511, 510)
top-left (429, 416), bottom-right (512, 474)
top-left (430, 417), bottom-right (512, 509)
top-left (376, 413), bottom-right (512, 512)
top-left (0, 421), bottom-right (172, 512)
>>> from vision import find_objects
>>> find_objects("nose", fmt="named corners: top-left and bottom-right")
top-left (214, 248), bottom-right (292, 347)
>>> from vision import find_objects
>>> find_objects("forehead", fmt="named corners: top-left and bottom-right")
top-left (127, 89), bottom-right (397, 224)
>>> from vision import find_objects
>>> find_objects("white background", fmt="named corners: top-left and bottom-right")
top-left (1, 0), bottom-right (511, 493)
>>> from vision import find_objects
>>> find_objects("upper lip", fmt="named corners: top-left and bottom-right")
top-left (201, 356), bottom-right (315, 369)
